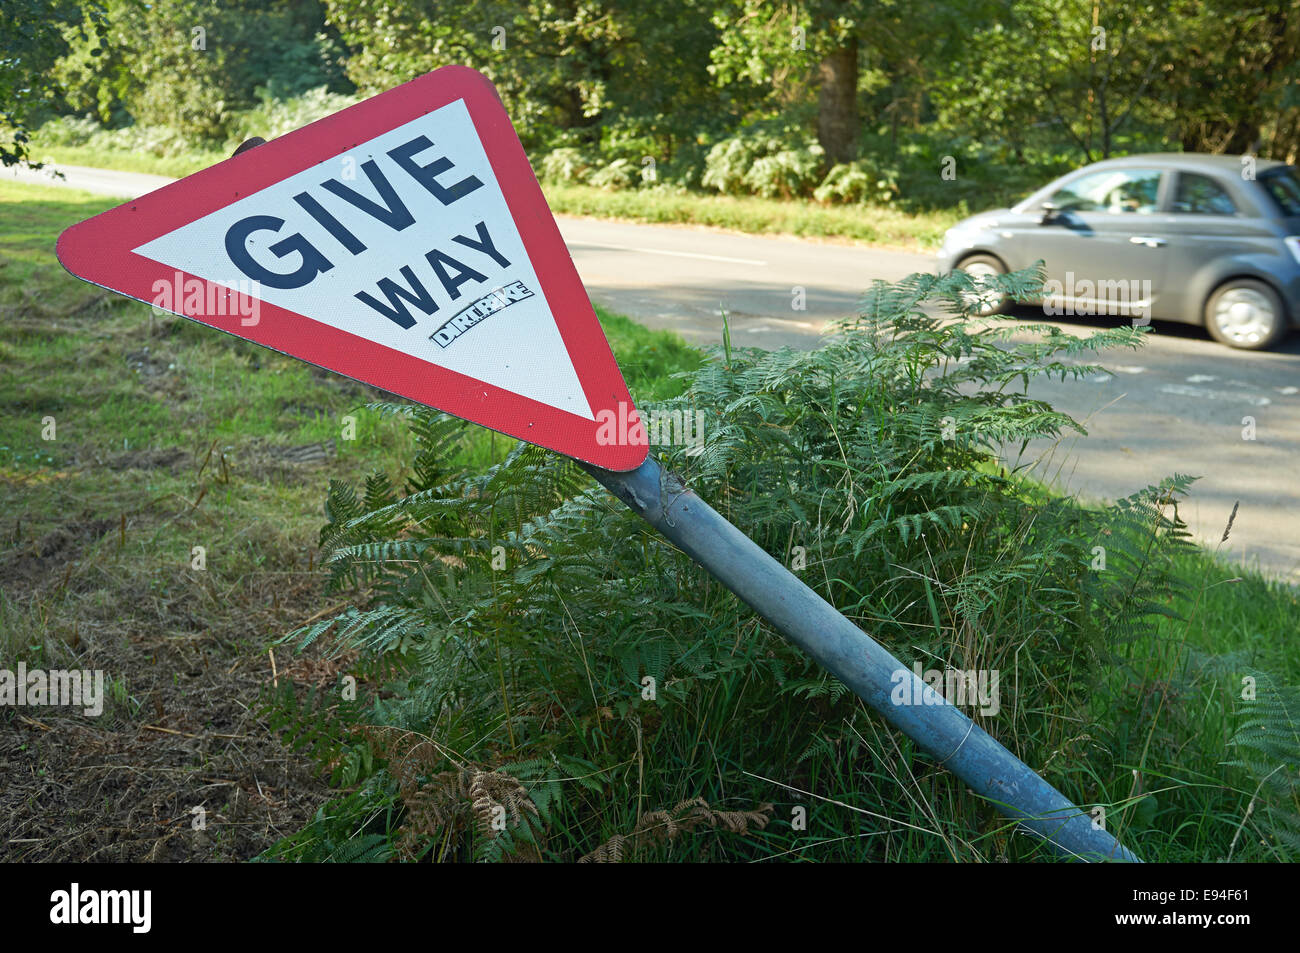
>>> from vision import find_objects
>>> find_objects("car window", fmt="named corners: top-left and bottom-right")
top-left (1260, 167), bottom-right (1300, 216)
top-left (1048, 168), bottom-right (1162, 214)
top-left (1172, 172), bottom-right (1236, 214)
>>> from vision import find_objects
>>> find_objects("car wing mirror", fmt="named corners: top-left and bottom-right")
top-left (1039, 201), bottom-right (1061, 225)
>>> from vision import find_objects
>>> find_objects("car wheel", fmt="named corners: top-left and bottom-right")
top-left (955, 253), bottom-right (1008, 317)
top-left (1204, 279), bottom-right (1287, 349)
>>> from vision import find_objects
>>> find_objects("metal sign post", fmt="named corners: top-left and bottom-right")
top-left (583, 454), bottom-right (1141, 862)
top-left (58, 65), bottom-right (1140, 862)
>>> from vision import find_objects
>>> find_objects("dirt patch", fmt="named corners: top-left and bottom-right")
top-left (0, 671), bottom-right (332, 861)
top-left (123, 347), bottom-right (189, 401)
top-left (0, 567), bottom-right (340, 861)
top-left (1, 198), bottom-right (378, 863)
top-left (0, 517), bottom-right (113, 591)
top-left (225, 439), bottom-right (340, 484)
top-left (104, 447), bottom-right (188, 471)
top-left (279, 400), bottom-right (333, 421)
top-left (124, 347), bottom-right (175, 379)
top-left (0, 499), bottom-right (346, 861)
top-left (268, 440), bottom-right (337, 465)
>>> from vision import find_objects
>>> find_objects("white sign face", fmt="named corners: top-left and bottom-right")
top-left (134, 98), bottom-right (594, 419)
top-left (60, 66), bottom-right (649, 469)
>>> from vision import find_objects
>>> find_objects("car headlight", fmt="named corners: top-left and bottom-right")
top-left (941, 227), bottom-right (972, 252)
top-left (1285, 236), bottom-right (1300, 265)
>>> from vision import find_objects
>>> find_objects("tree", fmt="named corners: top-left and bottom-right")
top-left (931, 15), bottom-right (1047, 160)
top-left (1164, 0), bottom-right (1300, 158)
top-left (816, 32), bottom-right (858, 163)
top-left (709, 1), bottom-right (861, 162)
top-left (54, 0), bottom-right (347, 140)
top-left (709, 0), bottom-right (976, 164)
top-left (0, 0), bottom-right (100, 166)
top-left (934, 0), bottom-right (1174, 163)
top-left (323, 0), bottom-right (727, 159)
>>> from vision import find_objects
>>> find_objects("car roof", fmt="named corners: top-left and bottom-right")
top-left (1086, 153), bottom-right (1291, 175)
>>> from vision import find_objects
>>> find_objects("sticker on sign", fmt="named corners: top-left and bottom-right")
top-left (57, 65), bottom-right (648, 471)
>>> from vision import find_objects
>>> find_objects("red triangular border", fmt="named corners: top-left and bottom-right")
top-left (56, 65), bottom-right (648, 471)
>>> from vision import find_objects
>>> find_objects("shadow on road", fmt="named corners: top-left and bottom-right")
top-left (1003, 304), bottom-right (1300, 358)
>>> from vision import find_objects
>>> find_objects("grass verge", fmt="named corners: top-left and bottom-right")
top-left (0, 178), bottom-right (697, 859)
top-left (2, 178), bottom-right (1294, 863)
top-left (264, 273), bottom-right (1300, 863)
top-left (27, 143), bottom-right (221, 180)
top-left (542, 182), bottom-right (961, 250)
top-left (29, 142), bottom-right (960, 251)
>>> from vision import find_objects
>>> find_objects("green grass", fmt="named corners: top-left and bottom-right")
top-left (264, 271), bottom-right (1300, 864)
top-left (4, 178), bottom-right (1296, 864)
top-left (28, 143), bottom-right (223, 180)
top-left (28, 139), bottom-right (961, 251)
top-left (544, 182), bottom-right (961, 250)
top-left (1093, 545), bottom-right (1300, 861)
top-left (0, 178), bottom-right (698, 668)
top-left (1160, 549), bottom-right (1300, 674)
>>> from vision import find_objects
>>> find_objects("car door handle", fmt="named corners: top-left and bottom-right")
top-left (1129, 236), bottom-right (1166, 247)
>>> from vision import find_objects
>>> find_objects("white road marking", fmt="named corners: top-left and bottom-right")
top-left (569, 240), bottom-right (767, 266)
top-left (1279, 386), bottom-right (1299, 395)
top-left (734, 315), bottom-right (825, 331)
top-left (1160, 384), bottom-right (1272, 406)
top-left (1186, 374), bottom-right (1217, 383)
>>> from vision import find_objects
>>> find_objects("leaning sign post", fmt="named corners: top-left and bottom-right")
top-left (58, 65), bottom-right (1138, 862)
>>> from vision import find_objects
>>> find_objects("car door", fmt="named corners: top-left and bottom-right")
top-left (1158, 170), bottom-right (1272, 324)
top-left (1023, 167), bottom-right (1169, 323)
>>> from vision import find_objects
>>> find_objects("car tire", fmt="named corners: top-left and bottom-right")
top-left (1204, 279), bottom-right (1288, 350)
top-left (955, 253), bottom-right (1009, 317)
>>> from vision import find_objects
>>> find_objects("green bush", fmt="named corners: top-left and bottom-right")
top-left (228, 87), bottom-right (360, 145)
top-left (31, 87), bottom-right (361, 167)
top-left (262, 269), bottom-right (1295, 862)
top-left (32, 114), bottom-right (197, 158)
top-left (536, 146), bottom-right (597, 184)
top-left (814, 158), bottom-right (901, 205)
top-left (586, 157), bottom-right (642, 190)
top-left (26, 115), bottom-right (102, 148)
top-left (742, 144), bottom-right (825, 199)
top-left (699, 133), bottom-right (768, 195)
top-left (658, 138), bottom-right (712, 190)
top-left (701, 129), bottom-right (825, 199)
top-left (52, 0), bottom-right (350, 141)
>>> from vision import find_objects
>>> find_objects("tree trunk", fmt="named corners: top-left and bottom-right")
top-left (1223, 119), bottom-right (1262, 155)
top-left (1183, 118), bottom-right (1262, 154)
top-left (817, 39), bottom-right (859, 164)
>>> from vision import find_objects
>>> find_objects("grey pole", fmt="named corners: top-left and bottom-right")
top-left (582, 453), bottom-right (1141, 863)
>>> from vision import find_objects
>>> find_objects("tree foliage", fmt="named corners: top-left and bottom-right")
top-left (6, 1), bottom-right (1299, 198)
top-left (0, 0), bottom-right (100, 165)
top-left (323, 0), bottom-right (731, 158)
top-left (52, 0), bottom-right (348, 139)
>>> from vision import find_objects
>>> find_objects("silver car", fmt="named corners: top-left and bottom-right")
top-left (937, 153), bottom-right (1300, 349)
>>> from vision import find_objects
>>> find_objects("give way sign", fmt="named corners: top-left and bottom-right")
top-left (56, 65), bottom-right (648, 471)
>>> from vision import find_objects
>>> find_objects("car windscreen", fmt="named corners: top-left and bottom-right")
top-left (1260, 167), bottom-right (1300, 216)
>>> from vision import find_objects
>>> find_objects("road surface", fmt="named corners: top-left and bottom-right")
top-left (9, 162), bottom-right (1299, 580)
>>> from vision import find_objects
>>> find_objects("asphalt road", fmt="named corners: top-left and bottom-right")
top-left (10, 162), bottom-right (1300, 580)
